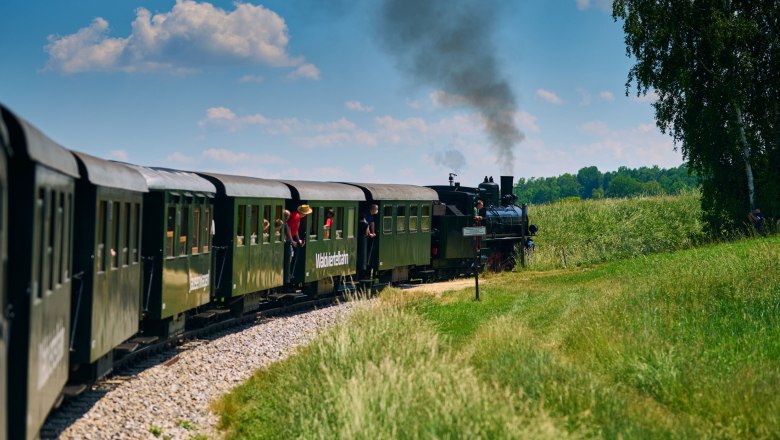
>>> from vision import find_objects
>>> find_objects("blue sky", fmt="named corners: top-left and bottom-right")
top-left (0, 0), bottom-right (680, 186)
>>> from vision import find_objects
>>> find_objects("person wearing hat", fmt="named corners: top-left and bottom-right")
top-left (287, 204), bottom-right (312, 247)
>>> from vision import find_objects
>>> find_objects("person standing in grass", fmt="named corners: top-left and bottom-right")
top-left (748, 207), bottom-right (765, 236)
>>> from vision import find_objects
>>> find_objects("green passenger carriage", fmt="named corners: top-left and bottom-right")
top-left (126, 165), bottom-right (217, 337)
top-left (3, 105), bottom-right (78, 440)
top-left (69, 152), bottom-right (148, 379)
top-left (0, 109), bottom-right (8, 440)
top-left (198, 173), bottom-right (291, 313)
top-left (347, 183), bottom-right (437, 283)
top-left (280, 181), bottom-right (365, 295)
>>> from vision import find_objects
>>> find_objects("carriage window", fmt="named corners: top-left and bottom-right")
top-left (383, 205), bottom-right (393, 234)
top-left (274, 206), bottom-right (283, 242)
top-left (192, 206), bottom-right (201, 254)
top-left (250, 205), bottom-right (259, 245)
top-left (65, 193), bottom-right (72, 279)
top-left (112, 202), bottom-right (121, 268)
top-left (166, 206), bottom-right (175, 258)
top-left (236, 205), bottom-right (246, 247)
top-left (124, 202), bottom-right (131, 266)
top-left (397, 206), bottom-right (406, 234)
top-left (336, 207), bottom-right (344, 239)
top-left (36, 189), bottom-right (46, 298)
top-left (203, 207), bottom-right (211, 253)
top-left (134, 203), bottom-right (141, 263)
top-left (421, 205), bottom-right (431, 231)
top-left (409, 205), bottom-right (419, 233)
top-left (179, 205), bottom-right (189, 256)
top-left (58, 193), bottom-right (65, 283)
top-left (263, 205), bottom-right (272, 243)
top-left (347, 208), bottom-right (355, 238)
top-left (99, 200), bottom-right (108, 269)
top-left (308, 207), bottom-right (319, 241)
top-left (323, 207), bottom-right (334, 240)
top-left (48, 190), bottom-right (57, 290)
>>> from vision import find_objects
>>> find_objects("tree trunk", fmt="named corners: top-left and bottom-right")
top-left (734, 104), bottom-right (756, 209)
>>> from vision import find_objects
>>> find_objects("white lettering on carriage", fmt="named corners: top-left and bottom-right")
top-left (315, 251), bottom-right (349, 269)
top-left (190, 272), bottom-right (210, 292)
top-left (37, 321), bottom-right (65, 390)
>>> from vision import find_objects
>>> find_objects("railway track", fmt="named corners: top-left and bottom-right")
top-left (40, 293), bottom-right (350, 439)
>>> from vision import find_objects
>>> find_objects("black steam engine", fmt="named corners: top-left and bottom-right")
top-left (425, 174), bottom-right (536, 277)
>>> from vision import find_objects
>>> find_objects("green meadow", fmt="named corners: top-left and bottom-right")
top-left (216, 194), bottom-right (780, 439)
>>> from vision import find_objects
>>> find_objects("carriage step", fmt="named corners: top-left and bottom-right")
top-left (130, 336), bottom-right (159, 344)
top-left (192, 311), bottom-right (216, 320)
top-left (268, 293), bottom-right (307, 300)
top-left (207, 308), bottom-right (231, 316)
top-left (115, 342), bottom-right (140, 354)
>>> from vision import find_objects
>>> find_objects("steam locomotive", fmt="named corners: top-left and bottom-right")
top-left (425, 175), bottom-right (536, 277)
top-left (0, 103), bottom-right (535, 439)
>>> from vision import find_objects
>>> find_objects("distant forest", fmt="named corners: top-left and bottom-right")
top-left (513, 165), bottom-right (700, 204)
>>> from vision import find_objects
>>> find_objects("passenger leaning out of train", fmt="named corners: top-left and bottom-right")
top-left (324, 208), bottom-right (335, 239)
top-left (287, 204), bottom-right (312, 247)
top-left (365, 204), bottom-right (379, 238)
top-left (474, 199), bottom-right (485, 225)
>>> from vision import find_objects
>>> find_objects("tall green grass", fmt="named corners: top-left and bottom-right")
top-left (216, 194), bottom-right (779, 439)
top-left (217, 235), bottom-right (780, 439)
top-left (215, 299), bottom-right (570, 439)
top-left (528, 190), bottom-right (707, 270)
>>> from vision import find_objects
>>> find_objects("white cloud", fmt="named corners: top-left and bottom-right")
top-left (202, 148), bottom-right (288, 165)
top-left (167, 151), bottom-right (196, 164)
top-left (238, 74), bottom-right (264, 83)
top-left (516, 111), bottom-right (540, 134)
top-left (579, 120), bottom-right (611, 137)
top-left (406, 99), bottom-right (421, 109)
top-left (600, 91), bottom-right (615, 101)
top-left (345, 101), bottom-right (374, 112)
top-left (536, 89), bottom-right (563, 105)
top-left (44, 1), bottom-right (315, 75)
top-left (577, 88), bottom-right (592, 106)
top-left (575, 120), bottom-right (682, 168)
top-left (199, 107), bottom-right (376, 148)
top-left (198, 106), bottom-right (303, 133)
top-left (108, 149), bottom-right (128, 161)
top-left (633, 90), bottom-right (660, 103)
top-left (576, 0), bottom-right (613, 11)
top-left (287, 63), bottom-right (320, 80)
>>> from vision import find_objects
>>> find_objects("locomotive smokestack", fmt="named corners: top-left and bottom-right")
top-left (500, 175), bottom-right (514, 205)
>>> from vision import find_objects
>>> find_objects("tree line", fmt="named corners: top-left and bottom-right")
top-left (513, 165), bottom-right (698, 205)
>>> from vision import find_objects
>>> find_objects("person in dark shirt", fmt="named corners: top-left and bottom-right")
top-left (748, 207), bottom-right (765, 236)
top-left (365, 204), bottom-right (379, 238)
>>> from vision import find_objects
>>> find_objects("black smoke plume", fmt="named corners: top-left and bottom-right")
top-left (433, 149), bottom-right (466, 172)
top-left (375, 0), bottom-right (523, 174)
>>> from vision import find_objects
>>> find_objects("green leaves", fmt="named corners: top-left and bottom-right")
top-left (614, 0), bottom-right (780, 232)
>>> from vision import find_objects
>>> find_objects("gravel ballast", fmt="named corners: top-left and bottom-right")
top-left (57, 301), bottom-right (359, 439)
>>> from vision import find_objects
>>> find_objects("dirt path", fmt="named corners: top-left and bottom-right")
top-left (402, 278), bottom-right (485, 295)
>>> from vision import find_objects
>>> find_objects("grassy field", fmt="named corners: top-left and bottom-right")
top-left (216, 194), bottom-right (779, 439)
top-left (527, 190), bottom-right (707, 270)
